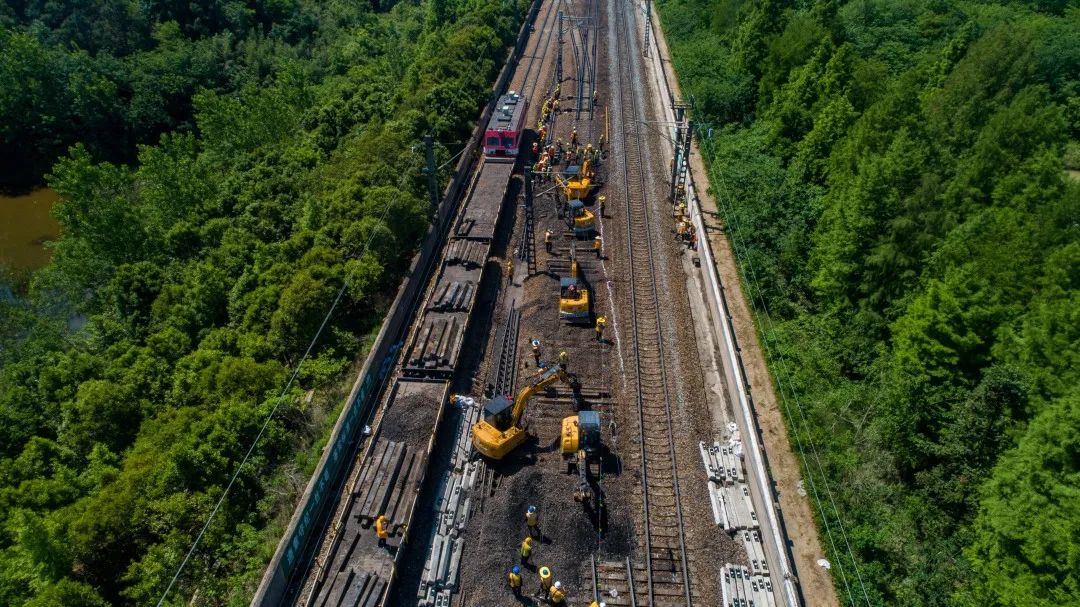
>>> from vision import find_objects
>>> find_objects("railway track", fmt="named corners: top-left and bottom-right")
top-left (519, 0), bottom-right (559, 107)
top-left (609, 0), bottom-right (693, 605)
top-left (491, 305), bottom-right (520, 395)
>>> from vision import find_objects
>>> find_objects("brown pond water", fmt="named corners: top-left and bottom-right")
top-left (0, 188), bottom-right (60, 272)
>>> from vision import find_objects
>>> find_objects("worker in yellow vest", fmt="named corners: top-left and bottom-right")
top-left (375, 514), bottom-right (389, 548)
top-left (595, 315), bottom-right (607, 342)
top-left (520, 536), bottom-right (534, 566)
top-left (525, 505), bottom-right (540, 537)
top-left (538, 566), bottom-right (553, 593)
top-left (599, 195), bottom-right (607, 217)
top-left (549, 580), bottom-right (566, 604)
top-left (593, 235), bottom-right (602, 259)
top-left (508, 565), bottom-right (522, 597)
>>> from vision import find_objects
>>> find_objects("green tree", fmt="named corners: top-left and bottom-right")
top-left (965, 392), bottom-right (1080, 607)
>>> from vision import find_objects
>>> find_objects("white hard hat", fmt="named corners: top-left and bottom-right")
top-left (554, 581), bottom-right (562, 589)
top-left (600, 603), bottom-right (607, 607)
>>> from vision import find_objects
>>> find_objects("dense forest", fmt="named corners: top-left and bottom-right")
top-left (657, 0), bottom-right (1078, 605)
top-left (0, 0), bottom-right (523, 604)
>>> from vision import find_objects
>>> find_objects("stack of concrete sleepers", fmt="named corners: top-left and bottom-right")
top-left (417, 396), bottom-right (484, 606)
top-left (740, 528), bottom-right (770, 576)
top-left (721, 564), bottom-right (776, 607)
top-left (405, 314), bottom-right (467, 375)
top-left (702, 435), bottom-right (778, 607)
top-left (701, 441), bottom-right (758, 531)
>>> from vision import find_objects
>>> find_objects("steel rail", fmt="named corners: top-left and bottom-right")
top-left (519, 0), bottom-right (560, 101)
top-left (610, 0), bottom-right (692, 604)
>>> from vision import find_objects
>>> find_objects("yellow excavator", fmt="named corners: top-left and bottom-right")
top-left (559, 254), bottom-right (591, 323)
top-left (554, 158), bottom-right (597, 200)
top-left (560, 410), bottom-right (602, 502)
top-left (472, 363), bottom-right (579, 460)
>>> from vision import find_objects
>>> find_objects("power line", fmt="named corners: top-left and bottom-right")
top-left (156, 151), bottom-right (423, 607)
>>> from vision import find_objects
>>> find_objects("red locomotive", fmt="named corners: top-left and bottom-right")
top-left (483, 91), bottom-right (528, 161)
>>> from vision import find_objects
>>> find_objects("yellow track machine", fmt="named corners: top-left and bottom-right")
top-left (560, 410), bottom-right (602, 502)
top-left (555, 160), bottom-right (597, 237)
top-left (559, 255), bottom-right (591, 323)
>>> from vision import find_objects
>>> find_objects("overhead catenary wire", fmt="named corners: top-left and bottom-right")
top-left (697, 123), bottom-right (873, 607)
top-left (156, 152), bottom-right (424, 607)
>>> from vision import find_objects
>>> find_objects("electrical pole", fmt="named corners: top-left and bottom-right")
top-left (556, 11), bottom-right (564, 88)
top-left (682, 120), bottom-right (693, 185)
top-left (644, 0), bottom-right (652, 58)
top-left (524, 165), bottom-right (533, 209)
top-left (669, 103), bottom-right (689, 202)
top-left (577, 26), bottom-right (586, 120)
top-left (424, 135), bottom-right (439, 209)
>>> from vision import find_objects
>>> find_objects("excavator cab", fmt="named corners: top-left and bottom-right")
top-left (482, 394), bottom-right (515, 431)
top-left (560, 410), bottom-right (601, 455)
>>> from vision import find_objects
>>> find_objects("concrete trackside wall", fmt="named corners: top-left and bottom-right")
top-left (251, 2), bottom-right (541, 604)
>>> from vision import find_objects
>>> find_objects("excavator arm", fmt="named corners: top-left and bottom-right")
top-left (509, 364), bottom-right (572, 428)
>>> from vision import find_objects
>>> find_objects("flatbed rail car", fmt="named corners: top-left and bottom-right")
top-left (403, 158), bottom-right (516, 377)
top-left (483, 91), bottom-right (528, 160)
top-left (304, 379), bottom-right (450, 607)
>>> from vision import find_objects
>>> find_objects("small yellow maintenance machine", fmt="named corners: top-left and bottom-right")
top-left (554, 160), bottom-right (597, 236)
top-left (560, 410), bottom-right (602, 502)
top-left (559, 253), bottom-right (591, 323)
top-left (472, 364), bottom-right (579, 460)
